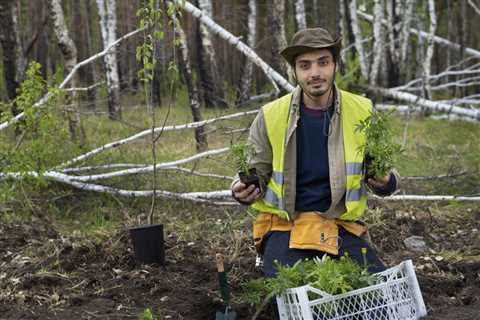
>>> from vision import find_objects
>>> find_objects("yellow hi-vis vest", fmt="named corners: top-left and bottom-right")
top-left (251, 90), bottom-right (372, 221)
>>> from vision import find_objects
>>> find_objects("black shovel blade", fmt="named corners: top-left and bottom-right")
top-left (215, 307), bottom-right (237, 320)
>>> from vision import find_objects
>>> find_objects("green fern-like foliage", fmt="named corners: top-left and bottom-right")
top-left (355, 110), bottom-right (403, 178)
top-left (242, 255), bottom-right (378, 307)
top-left (230, 142), bottom-right (254, 173)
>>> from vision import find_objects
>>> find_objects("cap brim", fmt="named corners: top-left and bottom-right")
top-left (280, 37), bottom-right (342, 66)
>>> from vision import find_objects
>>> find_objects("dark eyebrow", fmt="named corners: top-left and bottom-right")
top-left (296, 59), bottom-right (313, 64)
top-left (318, 55), bottom-right (331, 61)
top-left (297, 55), bottom-right (331, 64)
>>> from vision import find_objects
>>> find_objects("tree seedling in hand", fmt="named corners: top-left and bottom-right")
top-left (355, 110), bottom-right (403, 180)
top-left (230, 142), bottom-right (260, 190)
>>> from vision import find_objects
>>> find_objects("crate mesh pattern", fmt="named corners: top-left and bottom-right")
top-left (277, 260), bottom-right (427, 320)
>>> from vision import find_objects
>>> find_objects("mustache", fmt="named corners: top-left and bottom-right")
top-left (307, 78), bottom-right (327, 85)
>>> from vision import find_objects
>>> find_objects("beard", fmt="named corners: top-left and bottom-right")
top-left (304, 77), bottom-right (334, 97)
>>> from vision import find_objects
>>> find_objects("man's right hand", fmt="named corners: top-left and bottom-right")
top-left (231, 181), bottom-right (261, 205)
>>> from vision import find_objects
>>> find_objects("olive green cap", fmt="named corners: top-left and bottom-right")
top-left (280, 27), bottom-right (342, 66)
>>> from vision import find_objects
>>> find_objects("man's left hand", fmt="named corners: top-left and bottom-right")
top-left (367, 174), bottom-right (390, 189)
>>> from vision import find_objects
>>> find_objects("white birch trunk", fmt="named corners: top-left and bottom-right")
top-left (58, 147), bottom-right (230, 182)
top-left (338, 0), bottom-right (348, 67)
top-left (349, 0), bottom-right (369, 79)
top-left (174, 15), bottom-right (208, 151)
top-left (415, 13), bottom-right (425, 79)
top-left (0, 28), bottom-right (142, 132)
top-left (271, 0), bottom-right (289, 79)
top-left (0, 1), bottom-right (26, 100)
top-left (174, 0), bottom-right (291, 92)
top-left (374, 194), bottom-right (480, 202)
top-left (3, 170), bottom-right (480, 203)
top-left (400, 0), bottom-right (415, 66)
top-left (423, 0), bottom-right (437, 99)
top-left (467, 0), bottom-right (480, 15)
top-left (237, 0), bottom-right (257, 103)
top-left (313, 0), bottom-right (321, 25)
top-left (294, 0), bottom-right (307, 30)
top-left (365, 85), bottom-right (480, 120)
top-left (357, 9), bottom-right (480, 59)
top-left (385, 0), bottom-right (398, 64)
top-left (197, 0), bottom-right (226, 108)
top-left (58, 109), bottom-right (259, 168)
top-left (48, 0), bottom-right (85, 146)
top-left (369, 0), bottom-right (384, 85)
top-left (96, 0), bottom-right (121, 120)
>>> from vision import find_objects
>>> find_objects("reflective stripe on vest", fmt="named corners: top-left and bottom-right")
top-left (251, 90), bottom-right (372, 221)
top-left (251, 94), bottom-right (292, 220)
top-left (340, 90), bottom-right (372, 221)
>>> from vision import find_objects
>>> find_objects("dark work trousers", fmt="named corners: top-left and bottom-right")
top-left (262, 227), bottom-right (386, 319)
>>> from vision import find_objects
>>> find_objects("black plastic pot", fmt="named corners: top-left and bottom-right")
top-left (239, 168), bottom-right (260, 190)
top-left (129, 224), bottom-right (165, 265)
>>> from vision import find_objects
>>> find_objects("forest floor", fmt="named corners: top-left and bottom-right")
top-left (1, 196), bottom-right (479, 320)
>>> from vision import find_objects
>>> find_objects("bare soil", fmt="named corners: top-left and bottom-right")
top-left (1, 202), bottom-right (479, 319)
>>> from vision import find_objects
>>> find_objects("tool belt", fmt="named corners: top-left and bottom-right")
top-left (253, 212), bottom-right (367, 255)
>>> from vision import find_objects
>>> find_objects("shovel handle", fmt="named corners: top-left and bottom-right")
top-left (216, 253), bottom-right (230, 304)
top-left (216, 253), bottom-right (225, 272)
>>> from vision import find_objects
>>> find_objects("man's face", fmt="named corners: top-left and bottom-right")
top-left (294, 49), bottom-right (336, 98)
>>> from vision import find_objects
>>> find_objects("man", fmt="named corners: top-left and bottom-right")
top-left (231, 28), bottom-right (398, 278)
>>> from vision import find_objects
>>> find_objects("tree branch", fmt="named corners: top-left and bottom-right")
top-left (174, 0), bottom-right (293, 92)
top-left (357, 10), bottom-right (480, 59)
top-left (0, 27), bottom-right (144, 131)
top-left (57, 110), bottom-right (258, 168)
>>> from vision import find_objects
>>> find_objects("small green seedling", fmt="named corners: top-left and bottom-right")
top-left (355, 110), bottom-right (403, 179)
top-left (230, 142), bottom-right (260, 190)
top-left (242, 255), bottom-right (379, 314)
top-left (139, 308), bottom-right (160, 320)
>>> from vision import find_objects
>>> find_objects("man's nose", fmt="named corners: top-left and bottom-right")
top-left (309, 63), bottom-right (322, 77)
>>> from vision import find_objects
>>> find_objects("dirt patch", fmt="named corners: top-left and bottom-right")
top-left (1, 203), bottom-right (479, 319)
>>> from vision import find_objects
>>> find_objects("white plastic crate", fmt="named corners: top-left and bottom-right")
top-left (276, 260), bottom-right (427, 320)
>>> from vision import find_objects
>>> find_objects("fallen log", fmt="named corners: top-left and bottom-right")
top-left (174, 0), bottom-right (294, 92)
top-left (357, 10), bottom-right (480, 59)
top-left (0, 28), bottom-right (144, 132)
top-left (361, 85), bottom-right (480, 121)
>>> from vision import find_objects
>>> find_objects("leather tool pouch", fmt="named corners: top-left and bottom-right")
top-left (289, 212), bottom-right (340, 255)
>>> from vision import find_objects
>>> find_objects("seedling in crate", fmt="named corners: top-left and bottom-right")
top-left (242, 256), bottom-right (379, 317)
top-left (355, 110), bottom-right (403, 180)
top-left (230, 142), bottom-right (260, 190)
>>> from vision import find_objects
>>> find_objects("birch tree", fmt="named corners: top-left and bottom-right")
top-left (173, 15), bottom-right (208, 151)
top-left (173, 0), bottom-right (292, 92)
top-left (313, 0), bottom-right (321, 26)
top-left (0, 0), bottom-right (26, 101)
top-left (400, 0), bottom-right (415, 73)
top-left (196, 0), bottom-right (227, 108)
top-left (294, 0), bottom-right (307, 31)
top-left (236, 0), bottom-right (257, 104)
top-left (96, 0), bottom-right (122, 120)
top-left (384, 0), bottom-right (402, 86)
top-left (338, 0), bottom-right (347, 69)
top-left (369, 0), bottom-right (384, 85)
top-left (423, 0), bottom-right (437, 99)
top-left (48, 0), bottom-right (86, 146)
top-left (73, 0), bottom-right (97, 110)
top-left (349, 0), bottom-right (369, 80)
top-left (268, 0), bottom-right (289, 81)
top-left (468, 0), bottom-right (480, 15)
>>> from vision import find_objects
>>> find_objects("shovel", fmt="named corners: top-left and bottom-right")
top-left (215, 253), bottom-right (238, 320)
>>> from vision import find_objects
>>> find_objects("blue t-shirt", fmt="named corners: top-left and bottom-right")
top-left (295, 103), bottom-right (333, 212)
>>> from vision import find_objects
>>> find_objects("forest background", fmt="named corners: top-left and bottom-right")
top-left (0, 0), bottom-right (479, 319)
